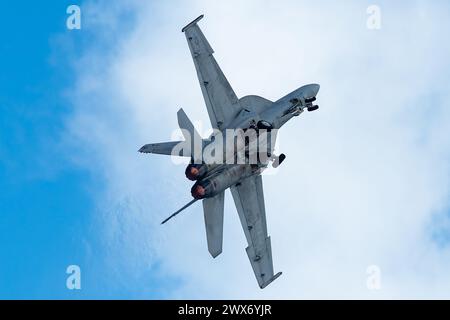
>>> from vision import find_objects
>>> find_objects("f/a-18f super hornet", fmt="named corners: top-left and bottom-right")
top-left (139, 15), bottom-right (320, 289)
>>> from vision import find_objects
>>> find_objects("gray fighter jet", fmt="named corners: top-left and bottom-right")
top-left (139, 15), bottom-right (320, 289)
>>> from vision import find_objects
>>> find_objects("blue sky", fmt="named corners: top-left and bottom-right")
top-left (1, 1), bottom-right (450, 299)
top-left (0, 1), bottom-right (95, 299)
top-left (0, 1), bottom-right (139, 299)
top-left (0, 1), bottom-right (183, 299)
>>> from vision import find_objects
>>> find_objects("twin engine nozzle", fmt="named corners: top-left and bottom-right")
top-left (191, 181), bottom-right (210, 199)
top-left (186, 164), bottom-right (212, 199)
top-left (188, 164), bottom-right (252, 200)
top-left (185, 163), bottom-right (208, 181)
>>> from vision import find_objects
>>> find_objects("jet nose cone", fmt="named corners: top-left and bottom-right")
top-left (306, 84), bottom-right (320, 97)
top-left (299, 84), bottom-right (320, 101)
top-left (311, 84), bottom-right (320, 95)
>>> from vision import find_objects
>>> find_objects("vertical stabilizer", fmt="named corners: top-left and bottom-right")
top-left (177, 108), bottom-right (203, 162)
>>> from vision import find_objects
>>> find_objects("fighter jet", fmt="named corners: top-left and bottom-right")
top-left (139, 15), bottom-right (320, 289)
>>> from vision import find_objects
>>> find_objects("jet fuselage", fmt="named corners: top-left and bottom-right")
top-left (185, 83), bottom-right (320, 200)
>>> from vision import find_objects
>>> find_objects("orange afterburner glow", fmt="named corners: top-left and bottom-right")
top-left (191, 185), bottom-right (206, 199)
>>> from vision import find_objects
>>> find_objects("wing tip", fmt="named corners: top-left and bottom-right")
top-left (259, 271), bottom-right (282, 289)
top-left (182, 14), bottom-right (204, 32)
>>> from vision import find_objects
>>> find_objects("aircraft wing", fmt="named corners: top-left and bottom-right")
top-left (230, 174), bottom-right (282, 289)
top-left (182, 15), bottom-right (241, 130)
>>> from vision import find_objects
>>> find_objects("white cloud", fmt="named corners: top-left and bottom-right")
top-left (65, 0), bottom-right (450, 298)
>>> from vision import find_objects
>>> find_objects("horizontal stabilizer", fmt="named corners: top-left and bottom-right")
top-left (203, 192), bottom-right (225, 258)
top-left (139, 141), bottom-right (189, 157)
